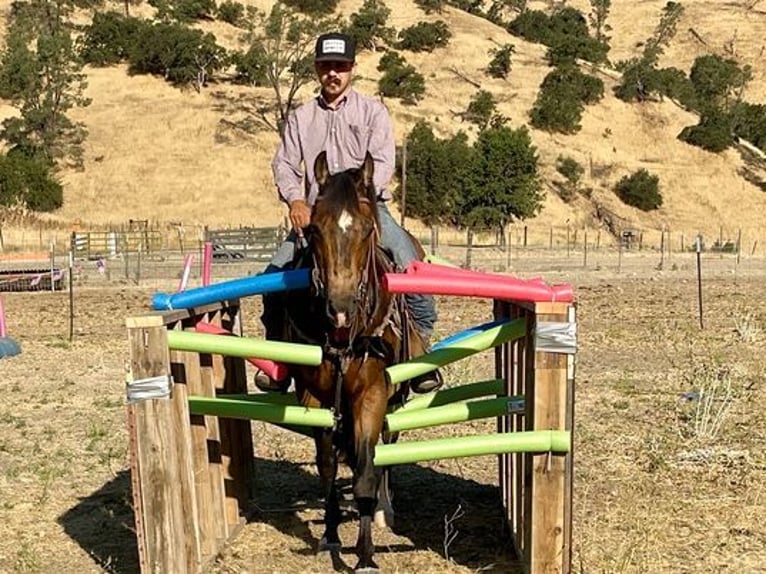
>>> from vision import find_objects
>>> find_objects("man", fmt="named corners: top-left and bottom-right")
top-left (258, 32), bottom-right (440, 393)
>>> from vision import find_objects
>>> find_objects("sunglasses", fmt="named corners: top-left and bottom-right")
top-left (316, 60), bottom-right (354, 73)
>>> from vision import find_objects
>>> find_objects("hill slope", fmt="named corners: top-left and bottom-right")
top-left (1, 0), bottom-right (765, 242)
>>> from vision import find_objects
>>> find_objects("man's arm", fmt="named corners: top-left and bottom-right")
top-left (271, 111), bottom-right (312, 232)
top-left (367, 102), bottom-right (396, 200)
top-left (271, 111), bottom-right (305, 205)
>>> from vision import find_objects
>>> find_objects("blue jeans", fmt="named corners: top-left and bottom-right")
top-left (261, 202), bottom-right (437, 339)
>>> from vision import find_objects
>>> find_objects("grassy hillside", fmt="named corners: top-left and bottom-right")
top-left (1, 0), bottom-right (765, 242)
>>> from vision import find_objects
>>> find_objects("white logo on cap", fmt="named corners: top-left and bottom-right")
top-left (322, 39), bottom-right (346, 54)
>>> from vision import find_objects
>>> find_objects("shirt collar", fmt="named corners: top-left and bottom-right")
top-left (317, 88), bottom-right (355, 110)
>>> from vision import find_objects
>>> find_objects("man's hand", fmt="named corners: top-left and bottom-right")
top-left (289, 199), bottom-right (311, 236)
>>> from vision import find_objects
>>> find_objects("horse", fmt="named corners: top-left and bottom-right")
top-left (275, 151), bottom-right (430, 572)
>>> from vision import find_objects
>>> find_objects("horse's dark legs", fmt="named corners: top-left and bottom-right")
top-left (351, 376), bottom-right (388, 573)
top-left (353, 438), bottom-right (381, 573)
top-left (315, 428), bottom-right (341, 552)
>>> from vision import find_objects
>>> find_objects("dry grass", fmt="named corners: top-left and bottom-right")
top-left (0, 0), bottom-right (764, 244)
top-left (0, 257), bottom-right (765, 572)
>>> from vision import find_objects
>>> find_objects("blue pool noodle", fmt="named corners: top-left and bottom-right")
top-left (152, 268), bottom-right (311, 310)
top-left (433, 318), bottom-right (510, 350)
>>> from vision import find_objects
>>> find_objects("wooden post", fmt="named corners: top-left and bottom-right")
top-left (496, 300), bottom-right (574, 574)
top-left (127, 323), bottom-right (202, 574)
top-left (127, 301), bottom-right (254, 574)
top-left (527, 301), bottom-right (574, 574)
top-left (400, 140), bottom-right (407, 227)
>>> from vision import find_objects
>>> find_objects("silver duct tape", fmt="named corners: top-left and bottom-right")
top-left (127, 375), bottom-right (172, 403)
top-left (536, 321), bottom-right (577, 354)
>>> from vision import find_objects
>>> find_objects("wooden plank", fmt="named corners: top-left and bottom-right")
top-left (171, 344), bottom-right (225, 561)
top-left (126, 300), bottom-right (234, 329)
top-left (128, 326), bottom-right (201, 574)
top-left (216, 305), bottom-right (254, 528)
top-left (527, 305), bottom-right (571, 574)
top-left (197, 311), bottom-right (232, 541)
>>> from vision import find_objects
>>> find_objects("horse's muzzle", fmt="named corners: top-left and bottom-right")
top-left (326, 297), bottom-right (356, 330)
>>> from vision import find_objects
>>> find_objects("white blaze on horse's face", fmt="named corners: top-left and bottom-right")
top-left (337, 210), bottom-right (354, 234)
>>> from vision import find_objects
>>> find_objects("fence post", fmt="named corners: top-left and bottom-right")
top-left (465, 229), bottom-right (473, 269)
top-left (582, 230), bottom-right (588, 269)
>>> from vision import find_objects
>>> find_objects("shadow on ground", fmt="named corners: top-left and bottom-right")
top-left (58, 470), bottom-right (140, 574)
top-left (249, 456), bottom-right (520, 572)
top-left (57, 457), bottom-right (519, 574)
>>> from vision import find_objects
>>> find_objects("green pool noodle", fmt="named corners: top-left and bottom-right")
top-left (374, 430), bottom-right (570, 466)
top-left (221, 392), bottom-right (301, 406)
top-left (394, 379), bottom-right (505, 412)
top-left (167, 330), bottom-right (322, 366)
top-left (188, 396), bottom-right (333, 427)
top-left (386, 395), bottom-right (525, 432)
top-left (386, 318), bottom-right (526, 385)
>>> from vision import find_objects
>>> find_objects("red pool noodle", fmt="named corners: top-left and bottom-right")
top-left (402, 262), bottom-right (574, 302)
top-left (194, 322), bottom-right (289, 381)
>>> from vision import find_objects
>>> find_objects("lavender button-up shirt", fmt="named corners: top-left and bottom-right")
top-left (271, 89), bottom-right (395, 206)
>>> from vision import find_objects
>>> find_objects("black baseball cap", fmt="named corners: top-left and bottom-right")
top-left (315, 33), bottom-right (356, 63)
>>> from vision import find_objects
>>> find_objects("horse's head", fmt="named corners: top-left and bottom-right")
top-left (308, 151), bottom-right (380, 339)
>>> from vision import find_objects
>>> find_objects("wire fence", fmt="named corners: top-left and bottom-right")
top-left (2, 223), bottom-right (766, 293)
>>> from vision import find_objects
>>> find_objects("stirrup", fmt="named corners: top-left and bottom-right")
top-left (254, 372), bottom-right (291, 393)
top-left (409, 369), bottom-right (443, 394)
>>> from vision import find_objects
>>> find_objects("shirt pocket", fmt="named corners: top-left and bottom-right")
top-left (346, 124), bottom-right (373, 163)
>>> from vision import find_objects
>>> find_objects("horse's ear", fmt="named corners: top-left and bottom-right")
top-left (361, 152), bottom-right (375, 190)
top-left (314, 151), bottom-right (330, 188)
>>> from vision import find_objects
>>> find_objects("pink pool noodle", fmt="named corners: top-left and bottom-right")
top-left (384, 273), bottom-right (573, 303)
top-left (194, 322), bottom-right (289, 381)
top-left (404, 262), bottom-right (573, 301)
top-left (177, 253), bottom-right (195, 292)
top-left (202, 241), bottom-right (213, 286)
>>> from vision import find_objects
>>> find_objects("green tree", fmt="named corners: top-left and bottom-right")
top-left (464, 89), bottom-right (506, 131)
top-left (0, 0), bottom-right (90, 168)
top-left (415, 0), bottom-right (445, 13)
top-left (461, 124), bottom-right (543, 230)
top-left (0, 151), bottom-right (63, 211)
top-left (397, 21), bottom-right (451, 52)
top-left (689, 54), bottom-right (751, 113)
top-left (240, 5), bottom-right (342, 132)
top-left (128, 22), bottom-right (227, 91)
top-left (148, 0), bottom-right (217, 22)
top-left (529, 64), bottom-right (603, 133)
top-left (555, 155), bottom-right (584, 202)
top-left (678, 110), bottom-right (733, 153)
top-left (344, 0), bottom-right (395, 51)
top-left (281, 0), bottom-right (338, 15)
top-left (588, 0), bottom-right (611, 44)
top-left (614, 168), bottom-right (662, 211)
top-left (731, 102), bottom-right (766, 152)
top-left (486, 43), bottom-right (514, 79)
top-left (400, 121), bottom-right (474, 225)
top-left (615, 2), bottom-right (684, 102)
top-left (377, 51), bottom-right (426, 105)
top-left (78, 11), bottom-right (143, 66)
top-left (217, 0), bottom-right (245, 26)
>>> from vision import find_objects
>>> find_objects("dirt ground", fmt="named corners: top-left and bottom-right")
top-left (0, 253), bottom-right (765, 573)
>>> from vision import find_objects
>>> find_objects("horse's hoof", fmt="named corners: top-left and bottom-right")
top-left (374, 508), bottom-right (394, 529)
top-left (318, 537), bottom-right (341, 553)
top-left (354, 566), bottom-right (380, 573)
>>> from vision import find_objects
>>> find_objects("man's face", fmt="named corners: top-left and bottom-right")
top-left (315, 60), bottom-right (354, 98)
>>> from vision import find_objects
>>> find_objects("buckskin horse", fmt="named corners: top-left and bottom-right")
top-left (275, 151), bottom-right (431, 572)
